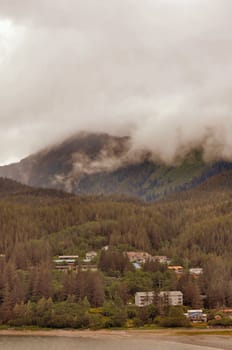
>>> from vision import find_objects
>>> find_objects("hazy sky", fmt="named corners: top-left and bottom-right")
top-left (0, 0), bottom-right (232, 164)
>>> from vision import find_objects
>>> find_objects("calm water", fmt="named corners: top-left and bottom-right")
top-left (0, 336), bottom-right (230, 350)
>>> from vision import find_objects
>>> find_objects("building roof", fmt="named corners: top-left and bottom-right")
top-left (54, 259), bottom-right (76, 263)
top-left (127, 251), bottom-right (152, 260)
top-left (189, 268), bottom-right (203, 273)
top-left (220, 308), bottom-right (232, 313)
top-left (135, 291), bottom-right (154, 296)
top-left (187, 309), bottom-right (203, 313)
top-left (159, 290), bottom-right (183, 296)
top-left (58, 255), bottom-right (79, 259)
top-left (86, 251), bottom-right (97, 256)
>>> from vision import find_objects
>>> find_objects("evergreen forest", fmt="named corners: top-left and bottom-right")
top-left (0, 172), bottom-right (231, 329)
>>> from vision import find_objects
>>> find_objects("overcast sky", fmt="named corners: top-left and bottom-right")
top-left (0, 0), bottom-right (232, 164)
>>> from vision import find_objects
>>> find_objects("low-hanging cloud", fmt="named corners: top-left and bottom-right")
top-left (0, 0), bottom-right (232, 165)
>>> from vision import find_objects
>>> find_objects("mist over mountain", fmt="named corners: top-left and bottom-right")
top-left (0, 1), bottom-right (232, 165)
top-left (0, 132), bottom-right (231, 201)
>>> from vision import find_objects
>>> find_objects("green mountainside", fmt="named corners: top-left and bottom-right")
top-left (0, 133), bottom-right (231, 201)
top-left (76, 153), bottom-right (212, 200)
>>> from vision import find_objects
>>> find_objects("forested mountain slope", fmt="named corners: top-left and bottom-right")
top-left (0, 133), bottom-right (231, 200)
top-left (0, 174), bottom-right (231, 327)
top-left (0, 174), bottom-right (231, 288)
top-left (0, 173), bottom-right (230, 257)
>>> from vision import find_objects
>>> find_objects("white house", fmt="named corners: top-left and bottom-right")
top-left (189, 268), bottom-right (203, 276)
top-left (184, 309), bottom-right (207, 322)
top-left (58, 255), bottom-right (79, 261)
top-left (53, 255), bottom-right (79, 270)
top-left (152, 256), bottom-right (170, 264)
top-left (84, 251), bottom-right (97, 262)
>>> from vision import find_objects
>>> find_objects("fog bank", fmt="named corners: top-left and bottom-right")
top-left (0, 0), bottom-right (232, 164)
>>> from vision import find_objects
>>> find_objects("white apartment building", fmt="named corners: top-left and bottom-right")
top-left (159, 291), bottom-right (183, 306)
top-left (135, 291), bottom-right (183, 307)
top-left (135, 292), bottom-right (155, 307)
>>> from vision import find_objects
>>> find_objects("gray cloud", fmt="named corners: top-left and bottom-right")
top-left (0, 0), bottom-right (232, 164)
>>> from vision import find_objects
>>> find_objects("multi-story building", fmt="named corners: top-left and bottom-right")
top-left (135, 291), bottom-right (183, 307)
top-left (159, 291), bottom-right (183, 306)
top-left (135, 292), bottom-right (155, 307)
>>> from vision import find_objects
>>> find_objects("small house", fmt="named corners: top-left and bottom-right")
top-left (168, 265), bottom-right (184, 274)
top-left (53, 255), bottom-right (79, 271)
top-left (184, 309), bottom-right (207, 323)
top-left (84, 251), bottom-right (97, 262)
top-left (127, 251), bottom-right (152, 264)
top-left (219, 309), bottom-right (232, 319)
top-left (189, 268), bottom-right (203, 276)
top-left (152, 256), bottom-right (170, 264)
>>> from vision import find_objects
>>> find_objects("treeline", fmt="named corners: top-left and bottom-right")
top-left (9, 298), bottom-right (192, 329)
top-left (0, 258), bottom-right (192, 328)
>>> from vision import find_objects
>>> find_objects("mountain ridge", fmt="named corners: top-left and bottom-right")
top-left (0, 132), bottom-right (231, 201)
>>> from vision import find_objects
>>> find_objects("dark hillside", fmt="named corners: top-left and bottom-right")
top-left (0, 133), bottom-right (231, 200)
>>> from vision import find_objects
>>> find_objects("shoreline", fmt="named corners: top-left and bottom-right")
top-left (0, 328), bottom-right (231, 349)
top-left (0, 328), bottom-right (231, 338)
